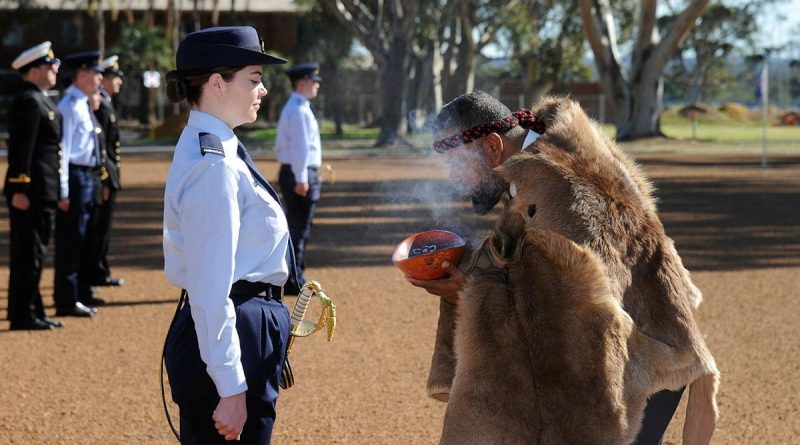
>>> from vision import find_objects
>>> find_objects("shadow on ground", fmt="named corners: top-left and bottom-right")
top-left (0, 156), bottom-right (796, 273)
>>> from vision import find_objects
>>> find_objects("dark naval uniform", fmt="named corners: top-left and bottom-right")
top-left (88, 89), bottom-right (121, 283)
top-left (4, 81), bottom-right (63, 328)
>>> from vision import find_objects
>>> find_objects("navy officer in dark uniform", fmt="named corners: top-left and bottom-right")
top-left (4, 41), bottom-right (65, 330)
top-left (88, 55), bottom-right (125, 288)
top-left (53, 51), bottom-right (104, 317)
top-left (163, 26), bottom-right (299, 444)
top-left (275, 62), bottom-right (322, 293)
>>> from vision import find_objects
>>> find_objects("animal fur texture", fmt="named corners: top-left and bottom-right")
top-left (430, 97), bottom-right (719, 445)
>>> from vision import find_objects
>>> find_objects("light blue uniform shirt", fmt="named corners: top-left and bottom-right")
top-left (163, 110), bottom-right (291, 397)
top-left (57, 85), bottom-right (99, 198)
top-left (275, 92), bottom-right (321, 183)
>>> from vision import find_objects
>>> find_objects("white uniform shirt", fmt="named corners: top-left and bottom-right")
top-left (163, 110), bottom-right (291, 397)
top-left (57, 85), bottom-right (99, 198)
top-left (275, 92), bottom-right (321, 183)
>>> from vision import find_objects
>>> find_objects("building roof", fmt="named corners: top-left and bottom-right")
top-left (2, 0), bottom-right (298, 12)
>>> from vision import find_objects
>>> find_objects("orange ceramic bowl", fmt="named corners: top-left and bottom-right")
top-left (392, 230), bottom-right (466, 280)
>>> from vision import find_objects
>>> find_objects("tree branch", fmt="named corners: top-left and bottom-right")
top-left (633, 0), bottom-right (658, 73)
top-left (476, 0), bottom-right (519, 50)
top-left (320, 0), bottom-right (388, 64)
top-left (649, 0), bottom-right (710, 72)
top-left (578, 0), bottom-right (623, 81)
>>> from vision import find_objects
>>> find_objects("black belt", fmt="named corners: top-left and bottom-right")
top-left (280, 164), bottom-right (319, 171)
top-left (69, 163), bottom-right (95, 170)
top-left (230, 280), bottom-right (283, 302)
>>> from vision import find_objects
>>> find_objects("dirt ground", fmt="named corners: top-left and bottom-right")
top-left (0, 151), bottom-right (798, 444)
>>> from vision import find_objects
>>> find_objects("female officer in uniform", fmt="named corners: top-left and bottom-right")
top-left (162, 26), bottom-right (298, 444)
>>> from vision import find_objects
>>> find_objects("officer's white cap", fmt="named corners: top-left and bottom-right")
top-left (99, 55), bottom-right (118, 71)
top-left (12, 41), bottom-right (58, 71)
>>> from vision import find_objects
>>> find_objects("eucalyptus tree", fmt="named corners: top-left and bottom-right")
top-left (503, 0), bottom-right (591, 102)
top-left (320, 0), bottom-right (418, 146)
top-left (665, 1), bottom-right (780, 104)
top-left (578, 0), bottom-right (711, 139)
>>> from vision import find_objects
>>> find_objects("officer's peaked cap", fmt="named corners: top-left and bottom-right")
top-left (62, 50), bottom-right (102, 71)
top-left (286, 62), bottom-right (322, 82)
top-left (12, 41), bottom-right (59, 72)
top-left (99, 55), bottom-right (124, 77)
top-left (176, 26), bottom-right (286, 72)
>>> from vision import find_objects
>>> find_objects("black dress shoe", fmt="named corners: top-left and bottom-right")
top-left (41, 317), bottom-right (65, 328)
top-left (10, 319), bottom-right (55, 331)
top-left (55, 302), bottom-right (97, 317)
top-left (80, 296), bottom-right (106, 307)
top-left (94, 277), bottom-right (124, 287)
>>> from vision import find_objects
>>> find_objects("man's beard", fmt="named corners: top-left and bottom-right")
top-left (469, 161), bottom-right (505, 215)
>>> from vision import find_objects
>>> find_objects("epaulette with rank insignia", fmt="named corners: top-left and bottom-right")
top-left (199, 132), bottom-right (225, 156)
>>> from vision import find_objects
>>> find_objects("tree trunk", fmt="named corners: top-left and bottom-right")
top-left (191, 0), bottom-right (201, 31)
top-left (431, 35), bottom-right (443, 113)
top-left (211, 0), bottom-right (220, 26)
top-left (579, 0), bottom-right (709, 140)
top-left (375, 36), bottom-right (410, 146)
top-left (617, 72), bottom-right (664, 139)
top-left (450, 38), bottom-right (475, 98)
top-left (96, 0), bottom-right (105, 56)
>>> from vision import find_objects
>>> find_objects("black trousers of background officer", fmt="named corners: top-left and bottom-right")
top-left (88, 187), bottom-right (117, 282)
top-left (6, 198), bottom-right (55, 324)
top-left (278, 164), bottom-right (320, 293)
top-left (54, 165), bottom-right (100, 309)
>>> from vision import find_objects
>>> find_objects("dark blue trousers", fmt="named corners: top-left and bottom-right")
top-left (54, 165), bottom-right (96, 309)
top-left (632, 388), bottom-right (686, 445)
top-left (165, 294), bottom-right (290, 445)
top-left (278, 164), bottom-right (320, 289)
top-left (6, 198), bottom-right (55, 323)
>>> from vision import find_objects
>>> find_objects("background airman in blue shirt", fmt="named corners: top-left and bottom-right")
top-left (276, 62), bottom-right (322, 293)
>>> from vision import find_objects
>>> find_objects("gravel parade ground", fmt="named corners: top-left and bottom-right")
top-left (1, 152), bottom-right (798, 444)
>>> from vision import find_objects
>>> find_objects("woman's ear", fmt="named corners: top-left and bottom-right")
top-left (481, 133), bottom-right (505, 168)
top-left (207, 73), bottom-right (226, 97)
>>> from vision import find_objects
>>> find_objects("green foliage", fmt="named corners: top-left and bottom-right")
top-left (107, 23), bottom-right (173, 73)
top-left (501, 0), bottom-right (592, 96)
top-left (663, 1), bottom-right (779, 103)
top-left (245, 120), bottom-right (378, 142)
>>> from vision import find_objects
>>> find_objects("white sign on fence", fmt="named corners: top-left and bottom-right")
top-left (143, 71), bottom-right (161, 89)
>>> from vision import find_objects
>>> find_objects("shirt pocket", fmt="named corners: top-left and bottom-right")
top-left (251, 184), bottom-right (289, 235)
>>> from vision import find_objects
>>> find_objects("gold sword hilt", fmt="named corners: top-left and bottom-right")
top-left (286, 283), bottom-right (312, 354)
top-left (280, 281), bottom-right (337, 389)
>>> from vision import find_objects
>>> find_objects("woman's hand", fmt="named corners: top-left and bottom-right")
top-left (213, 392), bottom-right (247, 441)
top-left (294, 181), bottom-right (309, 197)
top-left (405, 261), bottom-right (465, 305)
